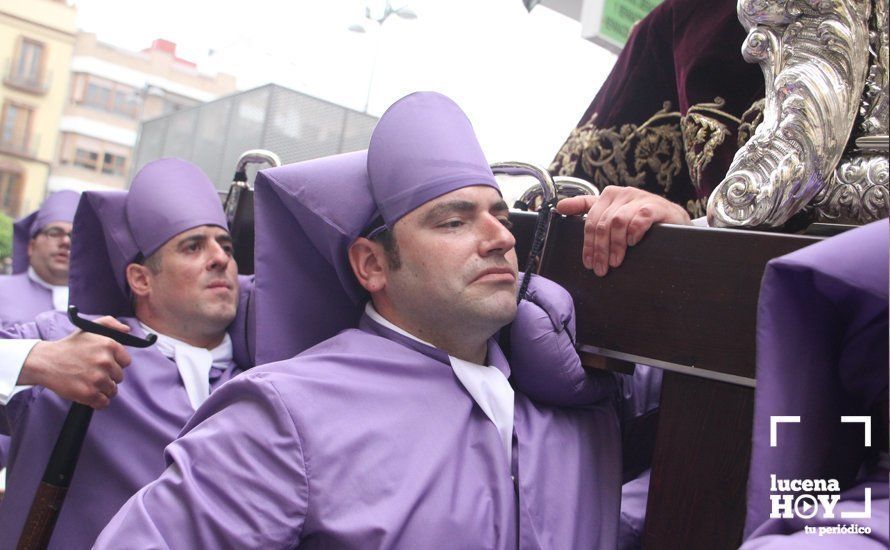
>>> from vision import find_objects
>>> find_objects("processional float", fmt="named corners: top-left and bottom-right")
top-left (20, 0), bottom-right (886, 548)
top-left (217, 2), bottom-right (887, 543)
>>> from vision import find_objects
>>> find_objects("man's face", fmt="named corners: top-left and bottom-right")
top-left (381, 185), bottom-right (518, 338)
top-left (28, 221), bottom-right (73, 286)
top-left (141, 225), bottom-right (239, 336)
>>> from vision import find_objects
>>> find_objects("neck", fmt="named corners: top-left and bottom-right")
top-left (369, 301), bottom-right (490, 364)
top-left (135, 309), bottom-right (226, 350)
top-left (29, 266), bottom-right (66, 287)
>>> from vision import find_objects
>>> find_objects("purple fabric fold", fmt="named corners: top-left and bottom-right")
top-left (745, 220), bottom-right (889, 545)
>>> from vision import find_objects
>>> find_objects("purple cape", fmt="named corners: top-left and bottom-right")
top-left (743, 220), bottom-right (889, 547)
top-left (96, 314), bottom-right (622, 549)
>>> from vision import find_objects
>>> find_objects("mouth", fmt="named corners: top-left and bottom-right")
top-left (472, 267), bottom-right (517, 285)
top-left (206, 281), bottom-right (233, 291)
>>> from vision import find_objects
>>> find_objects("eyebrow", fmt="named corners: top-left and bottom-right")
top-left (176, 230), bottom-right (232, 247)
top-left (421, 199), bottom-right (510, 225)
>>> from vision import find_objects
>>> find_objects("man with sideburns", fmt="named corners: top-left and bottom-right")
top-left (0, 158), bottom-right (252, 548)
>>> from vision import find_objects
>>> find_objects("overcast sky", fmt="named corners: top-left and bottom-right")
top-left (75, 0), bottom-right (617, 167)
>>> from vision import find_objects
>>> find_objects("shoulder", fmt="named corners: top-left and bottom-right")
top-left (0, 273), bottom-right (39, 296)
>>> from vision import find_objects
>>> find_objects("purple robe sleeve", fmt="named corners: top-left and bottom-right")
top-left (509, 274), bottom-right (617, 407)
top-left (94, 372), bottom-right (309, 549)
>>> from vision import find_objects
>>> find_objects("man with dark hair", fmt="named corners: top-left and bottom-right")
top-left (0, 190), bottom-right (80, 327)
top-left (0, 159), bottom-right (252, 548)
top-left (96, 92), bottom-right (622, 549)
top-left (0, 190), bottom-right (80, 479)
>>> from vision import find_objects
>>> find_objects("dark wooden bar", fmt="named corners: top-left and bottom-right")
top-left (510, 212), bottom-right (823, 549)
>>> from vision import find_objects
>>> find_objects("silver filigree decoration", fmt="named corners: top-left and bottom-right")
top-left (707, 0), bottom-right (872, 227)
top-left (812, 154), bottom-right (889, 223)
top-left (859, 0), bottom-right (888, 135)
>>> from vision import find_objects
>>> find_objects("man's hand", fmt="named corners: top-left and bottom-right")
top-left (556, 186), bottom-right (692, 276)
top-left (18, 317), bottom-right (133, 409)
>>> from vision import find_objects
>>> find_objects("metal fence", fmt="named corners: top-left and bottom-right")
top-left (133, 84), bottom-right (378, 190)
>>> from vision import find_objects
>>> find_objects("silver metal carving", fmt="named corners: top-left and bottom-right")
top-left (812, 0), bottom-right (889, 224)
top-left (858, 0), bottom-right (888, 136)
top-left (812, 149), bottom-right (888, 223)
top-left (707, 0), bottom-right (872, 227)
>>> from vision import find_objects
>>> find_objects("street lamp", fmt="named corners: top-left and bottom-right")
top-left (349, 1), bottom-right (418, 113)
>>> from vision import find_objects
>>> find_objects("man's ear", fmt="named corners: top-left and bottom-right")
top-left (348, 237), bottom-right (387, 293)
top-left (27, 239), bottom-right (35, 259)
top-left (126, 263), bottom-right (152, 298)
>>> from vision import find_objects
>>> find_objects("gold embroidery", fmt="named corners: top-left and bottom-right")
top-left (686, 197), bottom-right (709, 218)
top-left (680, 98), bottom-right (741, 192)
top-left (549, 102), bottom-right (684, 192)
top-left (550, 97), bottom-right (764, 202)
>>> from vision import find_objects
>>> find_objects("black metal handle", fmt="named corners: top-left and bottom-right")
top-left (19, 307), bottom-right (157, 550)
top-left (67, 306), bottom-right (156, 347)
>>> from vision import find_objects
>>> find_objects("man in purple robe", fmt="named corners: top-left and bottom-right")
top-left (0, 189), bottom-right (80, 327)
top-left (95, 92), bottom-right (622, 549)
top-left (0, 158), bottom-right (253, 549)
top-left (0, 190), bottom-right (79, 474)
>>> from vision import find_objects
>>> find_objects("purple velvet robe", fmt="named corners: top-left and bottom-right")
top-left (0, 273), bottom-right (53, 328)
top-left (0, 311), bottom-right (244, 549)
top-left (96, 314), bottom-right (622, 549)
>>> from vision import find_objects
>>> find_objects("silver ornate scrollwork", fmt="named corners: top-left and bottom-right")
top-left (812, 0), bottom-right (889, 224)
top-left (707, 0), bottom-right (872, 227)
top-left (812, 153), bottom-right (889, 222)
top-left (858, 0), bottom-right (888, 136)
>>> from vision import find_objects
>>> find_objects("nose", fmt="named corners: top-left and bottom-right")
top-left (479, 213), bottom-right (516, 257)
top-left (207, 240), bottom-right (232, 272)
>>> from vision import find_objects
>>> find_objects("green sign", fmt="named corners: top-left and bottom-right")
top-left (583, 0), bottom-right (662, 53)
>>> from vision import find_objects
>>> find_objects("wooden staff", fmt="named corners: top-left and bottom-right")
top-left (17, 306), bottom-right (157, 550)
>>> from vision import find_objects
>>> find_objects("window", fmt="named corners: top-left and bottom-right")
top-left (73, 148), bottom-right (99, 170)
top-left (0, 103), bottom-right (33, 152)
top-left (77, 75), bottom-right (138, 118)
top-left (0, 169), bottom-right (23, 215)
top-left (84, 82), bottom-right (111, 109)
top-left (101, 152), bottom-right (127, 176)
top-left (12, 39), bottom-right (44, 87)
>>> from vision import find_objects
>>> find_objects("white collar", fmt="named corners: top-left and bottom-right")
top-left (27, 267), bottom-right (69, 312)
top-left (364, 302), bottom-right (515, 468)
top-left (138, 322), bottom-right (234, 410)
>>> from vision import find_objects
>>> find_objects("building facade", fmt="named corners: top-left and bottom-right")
top-left (50, 33), bottom-right (236, 194)
top-left (0, 0), bottom-right (76, 218)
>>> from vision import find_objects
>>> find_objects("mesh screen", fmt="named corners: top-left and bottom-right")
top-left (192, 98), bottom-right (233, 184)
top-left (133, 84), bottom-right (378, 191)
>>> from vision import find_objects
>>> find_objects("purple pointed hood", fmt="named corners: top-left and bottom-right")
top-left (365, 91), bottom-right (499, 235)
top-left (254, 92), bottom-right (499, 364)
top-left (12, 190), bottom-right (80, 273)
top-left (68, 158), bottom-right (227, 316)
